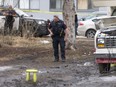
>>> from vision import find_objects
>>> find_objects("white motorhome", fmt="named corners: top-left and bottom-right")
top-left (93, 0), bottom-right (116, 73)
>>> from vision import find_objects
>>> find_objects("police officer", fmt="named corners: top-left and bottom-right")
top-left (49, 15), bottom-right (68, 62)
top-left (4, 5), bottom-right (16, 35)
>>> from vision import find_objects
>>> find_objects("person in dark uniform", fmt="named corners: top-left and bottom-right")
top-left (75, 14), bottom-right (78, 37)
top-left (49, 15), bottom-right (68, 62)
top-left (3, 5), bottom-right (16, 35)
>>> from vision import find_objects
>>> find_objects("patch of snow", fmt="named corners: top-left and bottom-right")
top-left (38, 70), bottom-right (47, 74)
top-left (77, 64), bottom-right (83, 66)
top-left (84, 62), bottom-right (93, 66)
top-left (0, 66), bottom-right (13, 71)
top-left (40, 40), bottom-right (50, 44)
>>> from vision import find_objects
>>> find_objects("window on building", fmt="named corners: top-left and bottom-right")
top-left (88, 0), bottom-right (92, 9)
top-left (30, 0), bottom-right (40, 9)
top-left (50, 0), bottom-right (63, 11)
top-left (13, 0), bottom-right (19, 8)
top-left (18, 0), bottom-right (40, 10)
top-left (50, 0), bottom-right (56, 9)
top-left (77, 0), bottom-right (93, 10)
top-left (0, 0), bottom-right (3, 6)
top-left (4, 0), bottom-right (13, 6)
top-left (1, 0), bottom-right (40, 10)
top-left (20, 0), bottom-right (29, 9)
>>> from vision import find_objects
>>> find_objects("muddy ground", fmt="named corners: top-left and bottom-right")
top-left (0, 36), bottom-right (115, 87)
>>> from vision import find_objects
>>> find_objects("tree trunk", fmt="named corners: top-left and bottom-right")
top-left (63, 0), bottom-right (76, 50)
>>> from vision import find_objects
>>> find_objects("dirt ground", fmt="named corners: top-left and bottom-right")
top-left (0, 36), bottom-right (115, 87)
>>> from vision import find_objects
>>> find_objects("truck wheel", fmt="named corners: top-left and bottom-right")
top-left (98, 63), bottom-right (110, 74)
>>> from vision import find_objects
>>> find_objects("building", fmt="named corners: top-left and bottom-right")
top-left (92, 0), bottom-right (116, 15)
top-left (0, 0), bottom-right (63, 12)
top-left (92, 0), bottom-right (116, 7)
top-left (0, 0), bottom-right (93, 11)
top-left (77, 0), bottom-right (93, 10)
top-left (0, 0), bottom-right (94, 19)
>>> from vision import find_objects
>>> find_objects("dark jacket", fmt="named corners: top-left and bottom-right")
top-left (5, 10), bottom-right (16, 23)
top-left (49, 20), bottom-right (67, 37)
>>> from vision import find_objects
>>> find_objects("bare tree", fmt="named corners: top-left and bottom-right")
top-left (63, 0), bottom-right (76, 50)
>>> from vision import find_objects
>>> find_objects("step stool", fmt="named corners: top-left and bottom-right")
top-left (26, 69), bottom-right (38, 83)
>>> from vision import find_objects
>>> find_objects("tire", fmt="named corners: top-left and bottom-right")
top-left (98, 63), bottom-right (110, 74)
top-left (86, 29), bottom-right (96, 38)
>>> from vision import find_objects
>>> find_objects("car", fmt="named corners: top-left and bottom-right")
top-left (0, 6), bottom-right (49, 37)
top-left (78, 16), bottom-right (116, 38)
top-left (79, 11), bottom-right (107, 21)
top-left (0, 7), bottom-right (28, 31)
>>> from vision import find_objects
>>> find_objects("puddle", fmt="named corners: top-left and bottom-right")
top-left (77, 75), bottom-right (116, 85)
top-left (100, 76), bottom-right (116, 82)
top-left (77, 62), bottom-right (93, 67)
top-left (0, 65), bottom-right (27, 72)
top-left (0, 66), bottom-right (13, 72)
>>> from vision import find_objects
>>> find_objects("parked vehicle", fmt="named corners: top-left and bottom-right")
top-left (78, 16), bottom-right (116, 38)
top-left (94, 27), bottom-right (116, 73)
top-left (79, 11), bottom-right (107, 21)
top-left (92, 0), bottom-right (116, 74)
top-left (0, 6), bottom-right (49, 37)
top-left (33, 19), bottom-right (49, 37)
top-left (94, 16), bottom-right (116, 73)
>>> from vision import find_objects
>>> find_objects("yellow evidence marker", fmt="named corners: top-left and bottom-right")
top-left (26, 69), bottom-right (38, 83)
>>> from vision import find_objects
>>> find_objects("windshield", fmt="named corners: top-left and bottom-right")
top-left (84, 15), bottom-right (95, 20)
top-left (84, 13), bottom-right (107, 21)
top-left (14, 8), bottom-right (29, 17)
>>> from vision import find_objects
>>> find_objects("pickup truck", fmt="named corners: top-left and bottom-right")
top-left (93, 0), bottom-right (116, 74)
top-left (94, 16), bottom-right (116, 73)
